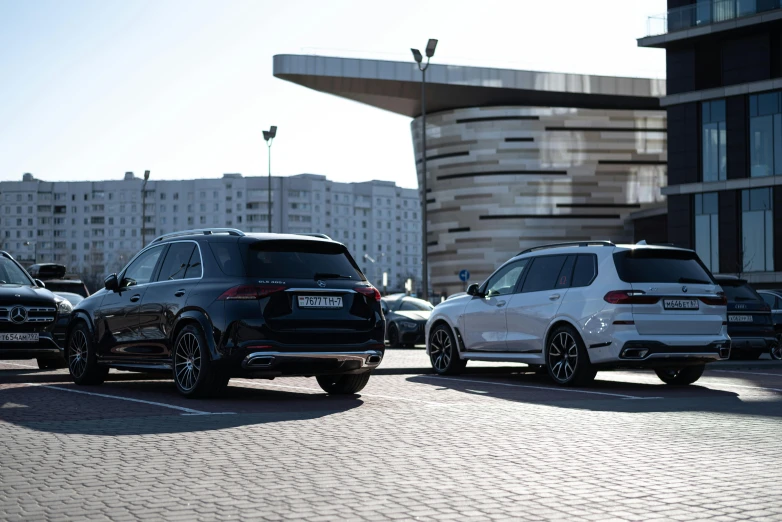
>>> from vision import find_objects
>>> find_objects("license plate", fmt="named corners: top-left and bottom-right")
top-left (729, 315), bottom-right (753, 323)
top-left (297, 296), bottom-right (343, 309)
top-left (0, 333), bottom-right (39, 342)
top-left (663, 299), bottom-right (699, 310)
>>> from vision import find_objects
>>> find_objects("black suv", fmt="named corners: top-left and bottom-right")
top-left (66, 229), bottom-right (386, 397)
top-left (715, 276), bottom-right (775, 360)
top-left (0, 252), bottom-right (72, 369)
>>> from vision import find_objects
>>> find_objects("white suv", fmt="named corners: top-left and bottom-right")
top-left (426, 241), bottom-right (730, 386)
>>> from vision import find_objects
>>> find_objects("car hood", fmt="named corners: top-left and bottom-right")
top-left (0, 284), bottom-right (56, 306)
top-left (393, 310), bottom-right (431, 322)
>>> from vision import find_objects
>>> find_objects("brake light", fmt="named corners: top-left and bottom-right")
top-left (603, 290), bottom-right (660, 305)
top-left (218, 284), bottom-right (287, 300)
top-left (699, 293), bottom-right (728, 306)
top-left (355, 285), bottom-right (382, 301)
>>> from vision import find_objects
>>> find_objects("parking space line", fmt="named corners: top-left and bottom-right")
top-left (23, 383), bottom-right (233, 415)
top-left (423, 375), bottom-right (662, 400)
top-left (713, 369), bottom-right (782, 378)
top-left (698, 381), bottom-right (782, 394)
top-left (1, 362), bottom-right (39, 369)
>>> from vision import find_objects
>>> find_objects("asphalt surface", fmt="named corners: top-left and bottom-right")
top-left (1, 350), bottom-right (781, 521)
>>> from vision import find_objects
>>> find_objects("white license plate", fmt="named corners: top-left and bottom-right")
top-left (0, 333), bottom-right (39, 342)
top-left (297, 296), bottom-right (343, 309)
top-left (663, 299), bottom-right (699, 310)
top-left (729, 315), bottom-right (753, 323)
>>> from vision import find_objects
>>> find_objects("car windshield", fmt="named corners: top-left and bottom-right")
top-left (613, 249), bottom-right (714, 284)
top-left (718, 281), bottom-right (763, 302)
top-left (243, 240), bottom-right (365, 280)
top-left (398, 298), bottom-right (434, 311)
top-left (0, 257), bottom-right (34, 286)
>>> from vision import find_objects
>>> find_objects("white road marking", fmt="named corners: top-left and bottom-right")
top-left (22, 383), bottom-right (234, 415)
top-left (0, 362), bottom-right (39, 369)
top-left (698, 381), bottom-right (782, 394)
top-left (423, 375), bottom-right (662, 400)
top-left (713, 369), bottom-right (782, 378)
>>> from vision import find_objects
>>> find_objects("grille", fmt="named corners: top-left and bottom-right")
top-left (0, 305), bottom-right (56, 324)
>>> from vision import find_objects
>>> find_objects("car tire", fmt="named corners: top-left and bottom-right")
top-left (172, 324), bottom-right (227, 398)
top-left (428, 324), bottom-right (466, 375)
top-left (545, 325), bottom-right (596, 386)
top-left (771, 336), bottom-right (782, 361)
top-left (68, 322), bottom-right (108, 385)
top-left (387, 325), bottom-right (401, 348)
top-left (655, 365), bottom-right (705, 385)
top-left (316, 372), bottom-right (371, 394)
top-left (37, 357), bottom-right (67, 370)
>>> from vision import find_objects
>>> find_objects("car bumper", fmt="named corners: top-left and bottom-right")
top-left (730, 337), bottom-right (776, 354)
top-left (588, 330), bottom-right (731, 368)
top-left (0, 334), bottom-right (63, 360)
top-left (398, 325), bottom-right (425, 345)
top-left (235, 349), bottom-right (384, 377)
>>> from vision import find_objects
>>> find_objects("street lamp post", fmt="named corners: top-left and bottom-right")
top-left (23, 241), bottom-right (37, 264)
top-left (263, 126), bottom-right (278, 233)
top-left (411, 38), bottom-right (437, 302)
top-left (141, 170), bottom-right (150, 248)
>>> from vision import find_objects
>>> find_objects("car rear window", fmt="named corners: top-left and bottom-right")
top-left (44, 281), bottom-right (89, 297)
top-left (613, 249), bottom-right (714, 284)
top-left (718, 281), bottom-right (763, 302)
top-left (243, 240), bottom-right (365, 280)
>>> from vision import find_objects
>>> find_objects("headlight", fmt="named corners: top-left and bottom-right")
top-left (56, 299), bottom-right (73, 315)
top-left (400, 321), bottom-right (417, 329)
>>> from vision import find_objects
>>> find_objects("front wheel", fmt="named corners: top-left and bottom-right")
top-left (316, 372), bottom-right (371, 394)
top-left (545, 325), bottom-right (596, 386)
top-left (771, 336), bottom-right (782, 361)
top-left (429, 324), bottom-right (466, 375)
top-left (387, 325), bottom-right (401, 348)
top-left (655, 365), bottom-right (705, 385)
top-left (173, 325), bottom-right (227, 398)
top-left (68, 322), bottom-right (108, 385)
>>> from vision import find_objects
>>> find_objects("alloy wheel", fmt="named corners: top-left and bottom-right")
top-left (548, 331), bottom-right (578, 382)
top-left (772, 335), bottom-right (782, 361)
top-left (68, 330), bottom-right (88, 378)
top-left (430, 329), bottom-right (452, 372)
top-left (175, 332), bottom-right (201, 391)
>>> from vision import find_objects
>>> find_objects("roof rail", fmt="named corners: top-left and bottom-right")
top-left (517, 240), bottom-right (615, 256)
top-left (152, 228), bottom-right (246, 243)
top-left (295, 233), bottom-right (332, 240)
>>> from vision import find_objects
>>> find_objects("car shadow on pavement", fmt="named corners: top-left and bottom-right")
top-left (406, 371), bottom-right (782, 418)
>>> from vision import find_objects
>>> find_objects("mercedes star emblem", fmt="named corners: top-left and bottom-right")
top-left (317, 280), bottom-right (327, 288)
top-left (10, 306), bottom-right (27, 324)
top-left (682, 286), bottom-right (688, 293)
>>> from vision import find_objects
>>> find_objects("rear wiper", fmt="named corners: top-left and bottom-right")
top-left (734, 296), bottom-right (757, 301)
top-left (679, 277), bottom-right (711, 284)
top-left (313, 272), bottom-right (353, 280)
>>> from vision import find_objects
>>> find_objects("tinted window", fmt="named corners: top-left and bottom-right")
top-left (209, 242), bottom-right (244, 277)
top-left (613, 250), bottom-right (713, 284)
top-left (719, 281), bottom-right (763, 302)
top-left (158, 242), bottom-right (196, 281)
top-left (0, 257), bottom-right (33, 286)
top-left (399, 299), bottom-right (434, 311)
top-left (761, 293), bottom-right (776, 308)
top-left (521, 255), bottom-right (567, 293)
top-left (555, 255), bottom-right (576, 289)
top-left (572, 255), bottom-right (598, 287)
top-left (45, 281), bottom-right (89, 297)
top-left (184, 247), bottom-right (202, 279)
top-left (243, 240), bottom-right (364, 280)
top-left (485, 259), bottom-right (529, 297)
top-left (123, 246), bottom-right (165, 287)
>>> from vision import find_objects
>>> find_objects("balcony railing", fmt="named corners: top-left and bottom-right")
top-left (647, 0), bottom-right (781, 36)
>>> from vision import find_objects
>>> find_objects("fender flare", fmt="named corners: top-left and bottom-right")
top-left (67, 311), bottom-right (97, 345)
top-left (171, 309), bottom-right (221, 361)
top-left (543, 316), bottom-right (591, 362)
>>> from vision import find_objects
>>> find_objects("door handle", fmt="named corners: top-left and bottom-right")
top-left (130, 294), bottom-right (141, 302)
top-left (174, 290), bottom-right (186, 297)
top-left (549, 294), bottom-right (561, 301)
top-left (496, 300), bottom-right (506, 307)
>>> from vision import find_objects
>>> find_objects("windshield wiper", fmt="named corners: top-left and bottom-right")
top-left (679, 277), bottom-right (711, 284)
top-left (314, 272), bottom-right (353, 280)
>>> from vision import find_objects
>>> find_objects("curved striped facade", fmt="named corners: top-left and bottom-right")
top-left (413, 106), bottom-right (667, 296)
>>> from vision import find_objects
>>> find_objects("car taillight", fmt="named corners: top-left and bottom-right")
top-left (356, 285), bottom-right (382, 301)
top-left (699, 293), bottom-right (727, 306)
top-left (218, 284), bottom-right (287, 300)
top-left (603, 290), bottom-right (660, 305)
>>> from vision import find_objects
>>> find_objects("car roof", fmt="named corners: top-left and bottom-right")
top-left (151, 229), bottom-right (338, 245)
top-left (508, 243), bottom-right (694, 263)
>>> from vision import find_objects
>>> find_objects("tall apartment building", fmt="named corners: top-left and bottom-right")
top-left (0, 172), bottom-right (422, 292)
top-left (640, 0), bottom-right (782, 286)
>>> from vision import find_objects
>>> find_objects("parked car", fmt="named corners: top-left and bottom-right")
top-left (426, 241), bottom-right (730, 386)
top-left (757, 289), bottom-right (782, 360)
top-left (42, 279), bottom-right (90, 298)
top-left (66, 229), bottom-right (385, 397)
top-left (0, 252), bottom-right (72, 369)
top-left (28, 262), bottom-right (91, 298)
top-left (713, 277), bottom-right (776, 360)
top-left (381, 296), bottom-right (433, 347)
top-left (53, 292), bottom-right (85, 307)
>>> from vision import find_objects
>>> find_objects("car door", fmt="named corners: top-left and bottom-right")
top-left (505, 255), bottom-right (570, 355)
top-left (138, 241), bottom-right (202, 360)
top-left (97, 244), bottom-right (166, 359)
top-left (461, 259), bottom-right (530, 352)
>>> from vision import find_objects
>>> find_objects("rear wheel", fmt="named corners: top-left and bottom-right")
top-left (387, 325), bottom-right (401, 348)
top-left (173, 324), bottom-right (227, 398)
top-left (68, 322), bottom-right (108, 385)
top-left (655, 365), bottom-right (705, 385)
top-left (429, 324), bottom-right (466, 375)
top-left (545, 325), bottom-right (596, 386)
top-left (771, 336), bottom-right (782, 361)
top-left (316, 372), bottom-right (371, 394)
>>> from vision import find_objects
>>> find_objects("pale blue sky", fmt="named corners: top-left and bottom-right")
top-left (0, 0), bottom-right (666, 188)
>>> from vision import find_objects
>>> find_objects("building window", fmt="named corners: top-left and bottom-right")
top-left (749, 91), bottom-right (782, 177)
top-left (694, 193), bottom-right (719, 273)
top-left (741, 188), bottom-right (774, 272)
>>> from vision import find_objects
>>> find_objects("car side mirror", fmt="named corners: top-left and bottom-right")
top-left (467, 283), bottom-right (482, 297)
top-left (104, 273), bottom-right (119, 292)
top-left (34, 279), bottom-right (45, 288)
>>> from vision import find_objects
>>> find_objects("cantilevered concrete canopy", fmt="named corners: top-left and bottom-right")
top-left (273, 54), bottom-right (666, 116)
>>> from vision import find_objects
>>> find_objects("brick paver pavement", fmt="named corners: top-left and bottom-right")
top-left (0, 358), bottom-right (781, 521)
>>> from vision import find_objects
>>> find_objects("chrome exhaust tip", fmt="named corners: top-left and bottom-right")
top-left (366, 354), bottom-right (382, 365)
top-left (247, 355), bottom-right (275, 367)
